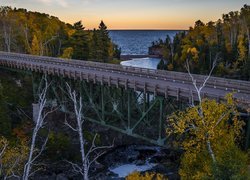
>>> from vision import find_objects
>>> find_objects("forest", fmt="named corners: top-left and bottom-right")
top-left (0, 4), bottom-right (250, 180)
top-left (154, 4), bottom-right (250, 80)
top-left (0, 6), bottom-right (121, 62)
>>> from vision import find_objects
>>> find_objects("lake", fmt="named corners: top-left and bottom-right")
top-left (109, 30), bottom-right (180, 55)
top-left (109, 30), bottom-right (179, 69)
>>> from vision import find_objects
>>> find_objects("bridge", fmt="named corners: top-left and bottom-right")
top-left (0, 51), bottom-right (250, 146)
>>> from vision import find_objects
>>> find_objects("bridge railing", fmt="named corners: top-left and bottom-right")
top-left (0, 51), bottom-right (250, 94)
top-left (1, 54), bottom-right (250, 108)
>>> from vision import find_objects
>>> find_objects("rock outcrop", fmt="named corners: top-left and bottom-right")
top-left (148, 46), bottom-right (164, 57)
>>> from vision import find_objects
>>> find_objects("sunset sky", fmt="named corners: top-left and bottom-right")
top-left (1, 0), bottom-right (247, 30)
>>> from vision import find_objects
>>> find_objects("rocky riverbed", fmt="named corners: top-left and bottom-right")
top-left (32, 145), bottom-right (180, 180)
top-left (96, 145), bottom-right (180, 179)
top-left (30, 113), bottom-right (181, 179)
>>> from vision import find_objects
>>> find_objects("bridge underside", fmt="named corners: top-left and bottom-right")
top-left (1, 66), bottom-right (250, 147)
top-left (31, 73), bottom-right (188, 146)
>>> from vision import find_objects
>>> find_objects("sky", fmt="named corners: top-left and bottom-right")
top-left (1, 0), bottom-right (248, 30)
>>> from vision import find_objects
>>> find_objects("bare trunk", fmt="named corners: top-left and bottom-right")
top-left (23, 24), bottom-right (31, 53)
top-left (3, 23), bottom-right (11, 52)
top-left (232, 27), bottom-right (237, 47)
top-left (40, 42), bottom-right (44, 56)
top-left (58, 39), bottom-right (62, 56)
top-left (230, 28), bottom-right (233, 48)
top-left (84, 165), bottom-right (89, 180)
top-left (247, 28), bottom-right (250, 57)
top-left (74, 97), bottom-right (89, 179)
top-left (23, 101), bottom-right (44, 180)
top-left (41, 36), bottom-right (57, 56)
top-left (241, 17), bottom-right (250, 58)
top-left (170, 44), bottom-right (174, 64)
top-left (186, 56), bottom-right (218, 164)
top-left (207, 139), bottom-right (216, 163)
top-left (67, 85), bottom-right (89, 179)
top-left (76, 109), bottom-right (87, 179)
top-left (23, 129), bottom-right (38, 180)
top-left (23, 77), bottom-right (50, 180)
top-left (66, 83), bottom-right (113, 180)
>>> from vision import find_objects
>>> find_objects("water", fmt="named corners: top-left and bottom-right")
top-left (106, 145), bottom-right (161, 178)
top-left (109, 163), bottom-right (156, 178)
top-left (120, 57), bottom-right (160, 69)
top-left (109, 30), bottom-right (180, 55)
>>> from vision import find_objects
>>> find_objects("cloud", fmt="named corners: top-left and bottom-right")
top-left (36, 0), bottom-right (69, 7)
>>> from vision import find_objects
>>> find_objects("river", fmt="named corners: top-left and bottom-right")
top-left (120, 57), bottom-right (160, 69)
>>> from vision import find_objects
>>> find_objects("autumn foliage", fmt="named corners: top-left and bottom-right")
top-left (166, 94), bottom-right (249, 179)
top-left (154, 5), bottom-right (250, 80)
top-left (0, 136), bottom-right (29, 178)
top-left (126, 171), bottom-right (167, 180)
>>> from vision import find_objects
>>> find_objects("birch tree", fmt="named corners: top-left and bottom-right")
top-left (166, 55), bottom-right (247, 178)
top-left (184, 56), bottom-right (218, 163)
top-left (0, 136), bottom-right (28, 180)
top-left (0, 6), bottom-right (12, 52)
top-left (23, 76), bottom-right (52, 180)
top-left (65, 83), bottom-right (113, 180)
top-left (240, 4), bottom-right (250, 57)
top-left (0, 137), bottom-right (8, 177)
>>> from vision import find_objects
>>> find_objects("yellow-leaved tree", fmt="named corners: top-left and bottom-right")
top-left (61, 47), bottom-right (74, 59)
top-left (166, 94), bottom-right (248, 179)
top-left (0, 136), bottom-right (29, 179)
top-left (126, 171), bottom-right (166, 180)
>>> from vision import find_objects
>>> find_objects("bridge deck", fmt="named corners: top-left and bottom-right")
top-left (0, 52), bottom-right (250, 108)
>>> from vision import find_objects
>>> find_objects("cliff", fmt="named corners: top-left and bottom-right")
top-left (148, 46), bottom-right (164, 57)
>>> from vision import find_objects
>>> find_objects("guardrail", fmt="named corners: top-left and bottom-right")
top-left (1, 51), bottom-right (250, 94)
top-left (0, 51), bottom-right (249, 107)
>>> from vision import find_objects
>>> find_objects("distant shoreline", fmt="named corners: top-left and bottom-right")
top-left (120, 55), bottom-right (160, 60)
top-left (109, 29), bottom-right (187, 31)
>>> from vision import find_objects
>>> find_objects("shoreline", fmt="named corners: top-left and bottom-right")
top-left (120, 54), bottom-right (160, 60)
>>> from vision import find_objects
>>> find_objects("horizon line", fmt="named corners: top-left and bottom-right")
top-left (108, 29), bottom-right (188, 31)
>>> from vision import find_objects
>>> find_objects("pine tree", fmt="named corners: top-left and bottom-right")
top-left (98, 20), bottom-right (110, 62)
top-left (70, 21), bottom-right (90, 60)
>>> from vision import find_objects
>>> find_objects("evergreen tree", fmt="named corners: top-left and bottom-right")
top-left (0, 7), bottom-right (120, 63)
top-left (148, 5), bottom-right (250, 79)
top-left (98, 20), bottom-right (110, 62)
top-left (70, 21), bottom-right (90, 60)
top-left (157, 59), bottom-right (166, 70)
top-left (90, 28), bottom-right (102, 61)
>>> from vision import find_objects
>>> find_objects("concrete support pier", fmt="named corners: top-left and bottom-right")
top-left (32, 103), bottom-right (39, 123)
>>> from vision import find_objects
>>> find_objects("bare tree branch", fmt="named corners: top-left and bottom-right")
top-left (214, 110), bottom-right (232, 128)
top-left (185, 54), bottom-right (219, 105)
top-left (65, 82), bottom-right (114, 180)
top-left (64, 160), bottom-right (83, 176)
top-left (30, 135), bottom-right (49, 164)
top-left (185, 54), bottom-right (220, 164)
top-left (0, 140), bottom-right (8, 158)
top-left (64, 119), bottom-right (77, 132)
top-left (23, 76), bottom-right (53, 180)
